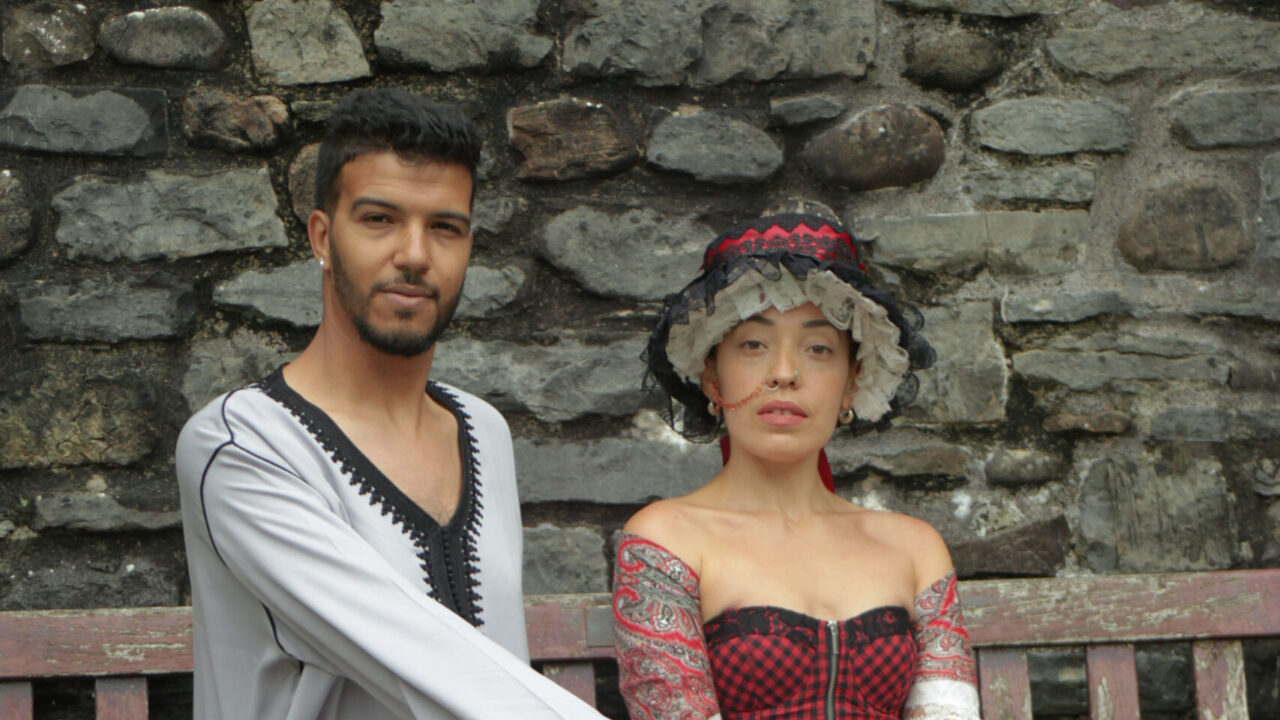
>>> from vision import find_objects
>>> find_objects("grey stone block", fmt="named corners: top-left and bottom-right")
top-left (247, 0), bottom-right (370, 85)
top-left (692, 0), bottom-right (877, 84)
top-left (514, 436), bottom-right (718, 503)
top-left (905, 302), bottom-right (1008, 425)
top-left (34, 493), bottom-right (181, 532)
top-left (1263, 152), bottom-right (1280, 241)
top-left (562, 0), bottom-right (702, 85)
top-left (904, 27), bottom-right (1004, 90)
top-left (0, 85), bottom-right (167, 156)
top-left (182, 329), bottom-right (293, 413)
top-left (53, 168), bottom-right (288, 261)
top-left (434, 335), bottom-right (648, 422)
top-left (985, 448), bottom-right (1066, 486)
top-left (100, 7), bottom-right (227, 69)
top-left (214, 261), bottom-right (321, 328)
top-left (540, 207), bottom-right (710, 300)
top-left (1011, 350), bottom-right (1228, 390)
top-left (376, 0), bottom-right (551, 71)
top-left (1043, 411), bottom-right (1131, 435)
top-left (1001, 288), bottom-right (1129, 324)
top-left (803, 105), bottom-right (944, 191)
top-left (769, 94), bottom-right (848, 127)
top-left (522, 524), bottom-right (608, 594)
top-left (1171, 87), bottom-right (1280, 149)
top-left (826, 430), bottom-right (979, 482)
top-left (963, 165), bottom-right (1095, 203)
top-left (951, 516), bottom-right (1070, 577)
top-left (860, 210), bottom-right (1088, 275)
top-left (1048, 18), bottom-right (1280, 81)
top-left (472, 196), bottom-right (521, 236)
top-left (2, 1), bottom-right (94, 69)
top-left (886, 0), bottom-right (1065, 16)
top-left (1150, 408), bottom-right (1280, 443)
top-left (1, 554), bottom-right (183, 609)
top-left (972, 98), bottom-right (1133, 155)
top-left (647, 112), bottom-right (782, 184)
top-left (1080, 455), bottom-right (1235, 572)
top-left (507, 97), bottom-right (637, 180)
top-left (288, 143), bottom-right (321, 223)
top-left (0, 170), bottom-right (33, 263)
top-left (457, 264), bottom-right (526, 319)
top-left (19, 275), bottom-right (194, 343)
top-left (1046, 327), bottom-right (1221, 359)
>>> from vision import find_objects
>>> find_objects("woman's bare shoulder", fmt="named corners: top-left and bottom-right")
top-left (850, 508), bottom-right (954, 593)
top-left (622, 496), bottom-right (709, 574)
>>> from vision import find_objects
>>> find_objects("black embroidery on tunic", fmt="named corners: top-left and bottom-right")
top-left (257, 369), bottom-right (486, 627)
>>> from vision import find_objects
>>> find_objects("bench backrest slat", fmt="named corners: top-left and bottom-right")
top-left (1085, 644), bottom-right (1140, 720)
top-left (976, 647), bottom-right (1032, 720)
top-left (0, 608), bottom-right (192, 679)
top-left (1192, 639), bottom-right (1248, 720)
top-left (962, 569), bottom-right (1280, 645)
top-left (95, 677), bottom-right (148, 720)
top-left (0, 681), bottom-right (34, 720)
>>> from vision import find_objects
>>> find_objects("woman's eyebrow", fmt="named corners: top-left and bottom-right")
top-left (804, 319), bottom-right (838, 329)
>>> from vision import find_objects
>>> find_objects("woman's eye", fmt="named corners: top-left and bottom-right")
top-left (740, 339), bottom-right (764, 351)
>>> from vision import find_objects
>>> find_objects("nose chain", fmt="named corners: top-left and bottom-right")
top-left (710, 369), bottom-right (800, 411)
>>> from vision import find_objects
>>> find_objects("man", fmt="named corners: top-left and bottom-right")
top-left (176, 89), bottom-right (604, 719)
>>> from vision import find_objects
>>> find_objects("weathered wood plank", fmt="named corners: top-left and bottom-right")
top-left (0, 607), bottom-right (192, 679)
top-left (977, 648), bottom-right (1032, 720)
top-left (0, 681), bottom-right (34, 720)
top-left (95, 677), bottom-right (148, 720)
top-left (1192, 639), bottom-right (1248, 720)
top-left (523, 594), bottom-right (615, 661)
top-left (962, 569), bottom-right (1280, 646)
top-left (540, 662), bottom-right (597, 707)
top-left (1086, 644), bottom-right (1140, 720)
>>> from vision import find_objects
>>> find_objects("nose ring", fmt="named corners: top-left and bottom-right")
top-left (765, 369), bottom-right (800, 391)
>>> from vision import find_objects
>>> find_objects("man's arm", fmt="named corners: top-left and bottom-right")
top-left (184, 427), bottom-right (604, 720)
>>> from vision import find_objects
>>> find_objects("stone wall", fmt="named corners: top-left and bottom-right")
top-left (1, 0), bottom-right (1278, 717)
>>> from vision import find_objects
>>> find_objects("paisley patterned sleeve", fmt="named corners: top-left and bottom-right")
top-left (612, 532), bottom-right (721, 720)
top-left (903, 571), bottom-right (980, 720)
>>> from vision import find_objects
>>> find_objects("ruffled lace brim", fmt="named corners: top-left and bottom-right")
top-left (666, 268), bottom-right (910, 422)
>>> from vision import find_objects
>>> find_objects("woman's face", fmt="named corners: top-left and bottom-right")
top-left (702, 303), bottom-right (857, 464)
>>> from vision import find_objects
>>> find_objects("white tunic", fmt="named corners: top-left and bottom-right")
top-left (176, 369), bottom-right (603, 720)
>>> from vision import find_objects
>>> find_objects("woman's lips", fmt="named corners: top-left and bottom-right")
top-left (757, 400), bottom-right (807, 427)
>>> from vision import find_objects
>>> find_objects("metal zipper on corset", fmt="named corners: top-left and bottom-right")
top-left (826, 620), bottom-right (839, 720)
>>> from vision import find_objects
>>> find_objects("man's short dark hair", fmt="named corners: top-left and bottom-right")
top-left (314, 88), bottom-right (483, 214)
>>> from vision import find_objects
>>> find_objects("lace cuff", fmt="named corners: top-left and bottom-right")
top-left (612, 533), bottom-right (720, 720)
top-left (904, 571), bottom-right (980, 720)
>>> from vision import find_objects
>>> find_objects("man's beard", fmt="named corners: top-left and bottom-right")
top-left (328, 236), bottom-right (462, 358)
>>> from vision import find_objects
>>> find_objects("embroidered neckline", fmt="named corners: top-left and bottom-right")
top-left (257, 367), bottom-right (486, 627)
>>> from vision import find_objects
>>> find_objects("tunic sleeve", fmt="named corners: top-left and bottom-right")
top-left (612, 533), bottom-right (721, 720)
top-left (903, 571), bottom-right (981, 720)
top-left (183, 427), bottom-right (604, 720)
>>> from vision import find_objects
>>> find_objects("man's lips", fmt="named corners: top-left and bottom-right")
top-left (378, 283), bottom-right (435, 307)
top-left (758, 400), bottom-right (807, 426)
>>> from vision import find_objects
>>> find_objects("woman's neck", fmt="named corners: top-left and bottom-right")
top-left (704, 443), bottom-right (835, 519)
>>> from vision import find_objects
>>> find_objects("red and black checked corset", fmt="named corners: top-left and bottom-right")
top-left (703, 605), bottom-right (916, 720)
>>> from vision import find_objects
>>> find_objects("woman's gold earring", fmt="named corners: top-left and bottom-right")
top-left (839, 407), bottom-right (855, 425)
top-left (708, 400), bottom-right (721, 417)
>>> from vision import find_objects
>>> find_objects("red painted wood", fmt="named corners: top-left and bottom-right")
top-left (95, 677), bottom-right (148, 720)
top-left (1192, 639), bottom-right (1247, 720)
top-left (1086, 644), bottom-right (1140, 720)
top-left (977, 648), bottom-right (1032, 720)
top-left (523, 594), bottom-right (615, 661)
top-left (0, 607), bottom-right (192, 679)
top-left (0, 681), bottom-right (34, 720)
top-left (540, 662), bottom-right (597, 707)
top-left (962, 569), bottom-right (1280, 646)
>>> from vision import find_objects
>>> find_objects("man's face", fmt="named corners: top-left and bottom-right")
top-left (313, 151), bottom-right (474, 357)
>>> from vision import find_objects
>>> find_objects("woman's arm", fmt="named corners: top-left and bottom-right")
top-left (613, 532), bottom-right (722, 720)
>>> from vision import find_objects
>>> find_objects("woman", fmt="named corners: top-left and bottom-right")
top-left (612, 214), bottom-right (979, 720)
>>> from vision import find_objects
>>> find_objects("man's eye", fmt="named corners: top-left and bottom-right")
top-left (434, 222), bottom-right (465, 235)
top-left (364, 214), bottom-right (392, 224)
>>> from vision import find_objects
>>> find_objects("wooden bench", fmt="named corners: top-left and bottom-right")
top-left (2, 568), bottom-right (1277, 719)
